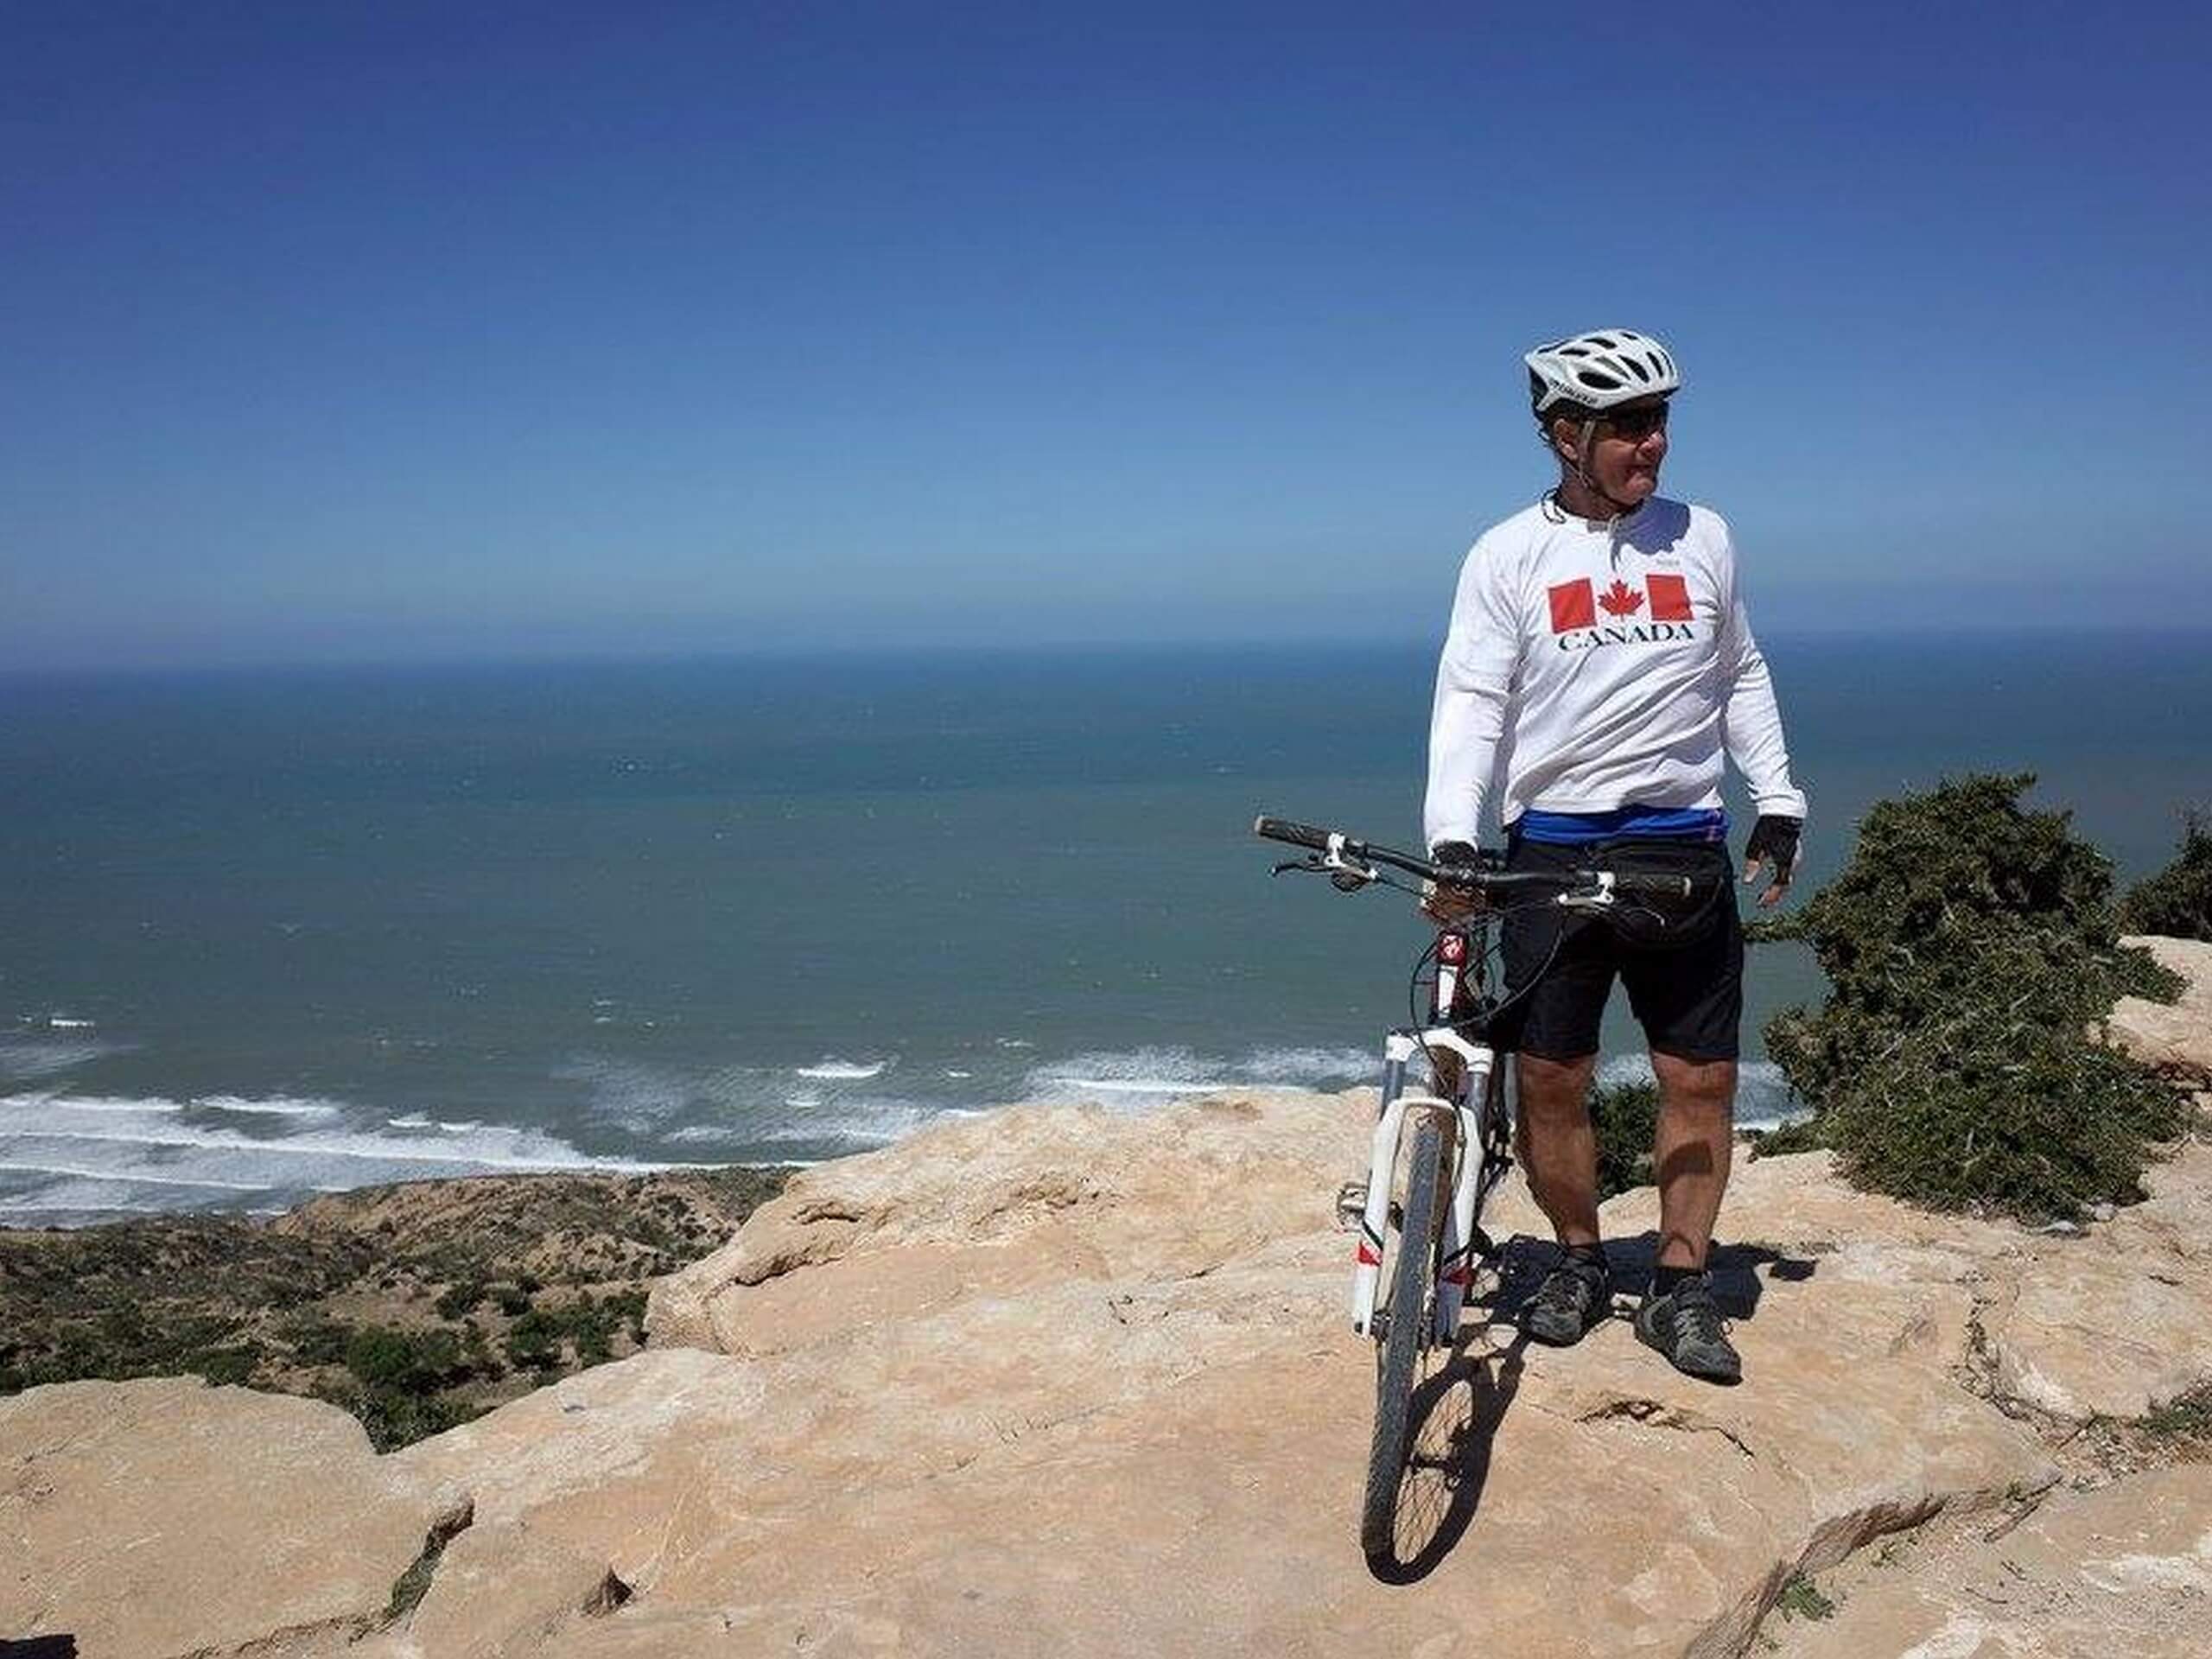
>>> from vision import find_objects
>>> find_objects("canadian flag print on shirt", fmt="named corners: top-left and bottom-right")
top-left (1548, 575), bottom-right (1694, 632)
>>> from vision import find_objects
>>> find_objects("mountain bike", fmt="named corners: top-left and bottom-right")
top-left (1252, 815), bottom-right (1697, 1560)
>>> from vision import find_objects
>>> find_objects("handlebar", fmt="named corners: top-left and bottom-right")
top-left (1252, 814), bottom-right (1700, 899)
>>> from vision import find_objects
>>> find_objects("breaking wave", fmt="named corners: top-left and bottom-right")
top-left (0, 1091), bottom-right (664, 1228)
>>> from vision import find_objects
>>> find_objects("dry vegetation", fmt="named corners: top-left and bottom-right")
top-left (0, 1165), bottom-right (786, 1449)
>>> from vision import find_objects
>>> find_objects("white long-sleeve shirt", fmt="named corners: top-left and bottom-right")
top-left (1423, 495), bottom-right (1807, 851)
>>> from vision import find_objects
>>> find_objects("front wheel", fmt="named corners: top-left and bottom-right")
top-left (1360, 1114), bottom-right (1443, 1561)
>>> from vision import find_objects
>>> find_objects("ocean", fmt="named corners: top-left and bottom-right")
top-left (4, 632), bottom-right (2208, 1226)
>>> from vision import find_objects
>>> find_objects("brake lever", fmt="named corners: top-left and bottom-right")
top-left (1271, 854), bottom-right (1378, 891)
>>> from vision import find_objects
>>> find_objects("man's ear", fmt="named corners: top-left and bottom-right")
top-left (1546, 414), bottom-right (1580, 464)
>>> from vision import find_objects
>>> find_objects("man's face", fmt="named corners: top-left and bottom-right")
top-left (1555, 397), bottom-right (1669, 505)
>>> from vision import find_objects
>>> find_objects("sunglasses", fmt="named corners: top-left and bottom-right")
top-left (1596, 403), bottom-right (1670, 441)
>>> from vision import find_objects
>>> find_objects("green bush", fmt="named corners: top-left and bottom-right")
top-left (187, 1344), bottom-right (263, 1387)
top-left (344, 1325), bottom-right (467, 1395)
top-left (1757, 773), bottom-right (2190, 1221)
top-left (434, 1280), bottom-right (486, 1320)
top-left (2120, 811), bottom-right (2212, 942)
top-left (504, 1309), bottom-right (564, 1372)
top-left (315, 1380), bottom-right (482, 1453)
top-left (1591, 1079), bottom-right (1660, 1201)
top-left (277, 1315), bottom-right (354, 1366)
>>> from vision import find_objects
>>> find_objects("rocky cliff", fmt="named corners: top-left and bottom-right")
top-left (4, 940), bottom-right (2209, 1658)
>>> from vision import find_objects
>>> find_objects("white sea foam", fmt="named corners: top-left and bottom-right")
top-left (0, 1092), bottom-right (183, 1116)
top-left (1023, 1044), bottom-right (1382, 1106)
top-left (794, 1058), bottom-right (888, 1081)
top-left (0, 1090), bottom-right (671, 1227)
top-left (194, 1096), bottom-right (342, 1119)
top-left (663, 1124), bottom-right (745, 1145)
top-left (753, 1100), bottom-right (935, 1151)
top-left (1230, 1045), bottom-right (1378, 1085)
top-left (0, 1160), bottom-right (262, 1192)
top-left (1025, 1048), bottom-right (1228, 1104)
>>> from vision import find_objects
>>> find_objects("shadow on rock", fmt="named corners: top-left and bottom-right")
top-left (1363, 1332), bottom-right (1531, 1586)
top-left (1602, 1234), bottom-right (1821, 1320)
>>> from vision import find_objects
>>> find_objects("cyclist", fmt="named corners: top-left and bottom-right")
top-left (1422, 327), bottom-right (1806, 1384)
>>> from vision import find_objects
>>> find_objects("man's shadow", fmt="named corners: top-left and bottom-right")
top-left (1361, 1232), bottom-right (1819, 1583)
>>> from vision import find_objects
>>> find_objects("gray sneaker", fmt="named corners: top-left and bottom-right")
top-left (1634, 1274), bottom-right (1742, 1384)
top-left (1522, 1252), bottom-right (1613, 1346)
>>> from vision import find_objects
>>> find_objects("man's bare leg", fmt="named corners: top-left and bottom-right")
top-left (1649, 1052), bottom-right (1736, 1269)
top-left (1516, 1052), bottom-right (1600, 1248)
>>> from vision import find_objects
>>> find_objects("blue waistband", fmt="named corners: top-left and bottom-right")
top-left (1512, 804), bottom-right (1730, 845)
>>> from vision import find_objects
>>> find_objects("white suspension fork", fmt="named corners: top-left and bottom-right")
top-left (1349, 1028), bottom-right (1497, 1341)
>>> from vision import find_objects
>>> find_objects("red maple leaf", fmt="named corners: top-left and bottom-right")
top-left (1598, 578), bottom-right (1644, 618)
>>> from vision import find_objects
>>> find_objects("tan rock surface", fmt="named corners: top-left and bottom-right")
top-left (2107, 935), bottom-right (2212, 1078)
top-left (1768, 1463), bottom-right (2212, 1659)
top-left (9, 937), bottom-right (2212, 1658)
top-left (0, 1376), bottom-right (458, 1659)
top-left (1983, 1135), bottom-right (2212, 1419)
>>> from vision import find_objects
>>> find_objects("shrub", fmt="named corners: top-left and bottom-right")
top-left (277, 1315), bottom-right (354, 1366)
top-left (1756, 773), bottom-right (2189, 1221)
top-left (2120, 811), bottom-right (2212, 942)
top-left (434, 1280), bottom-right (486, 1320)
top-left (504, 1310), bottom-right (564, 1372)
top-left (316, 1380), bottom-right (482, 1453)
top-left (1591, 1079), bottom-right (1660, 1200)
top-left (344, 1325), bottom-right (467, 1395)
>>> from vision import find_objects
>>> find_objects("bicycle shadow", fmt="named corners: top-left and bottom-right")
top-left (1362, 1235), bottom-right (1821, 1582)
top-left (1363, 1322), bottom-right (1531, 1584)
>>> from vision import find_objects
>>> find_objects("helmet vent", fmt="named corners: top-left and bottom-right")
top-left (1576, 369), bottom-right (1622, 391)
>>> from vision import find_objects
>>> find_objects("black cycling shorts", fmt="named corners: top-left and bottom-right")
top-left (1491, 834), bottom-right (1743, 1064)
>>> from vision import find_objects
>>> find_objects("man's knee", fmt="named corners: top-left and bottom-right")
top-left (1517, 1052), bottom-right (1597, 1117)
top-left (1650, 1051), bottom-right (1736, 1115)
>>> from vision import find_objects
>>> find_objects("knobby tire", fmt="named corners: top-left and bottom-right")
top-left (1361, 1114), bottom-right (1444, 1561)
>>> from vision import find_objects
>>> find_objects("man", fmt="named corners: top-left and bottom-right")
top-left (1422, 327), bottom-right (1806, 1384)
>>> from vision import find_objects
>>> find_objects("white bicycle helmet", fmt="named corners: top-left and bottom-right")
top-left (1525, 328), bottom-right (1681, 415)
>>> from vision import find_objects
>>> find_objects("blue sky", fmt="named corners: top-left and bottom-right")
top-left (5, 2), bottom-right (2208, 667)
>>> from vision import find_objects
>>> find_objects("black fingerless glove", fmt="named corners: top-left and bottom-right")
top-left (1430, 840), bottom-right (1481, 870)
top-left (1744, 815), bottom-right (1802, 880)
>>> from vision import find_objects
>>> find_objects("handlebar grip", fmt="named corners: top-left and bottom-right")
top-left (1253, 816), bottom-right (1333, 852)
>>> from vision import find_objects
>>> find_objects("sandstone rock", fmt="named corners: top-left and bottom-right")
top-left (9, 931), bottom-right (2212, 1659)
top-left (645, 1090), bottom-right (1378, 1357)
top-left (1982, 1137), bottom-right (2212, 1419)
top-left (2107, 935), bottom-right (2212, 1078)
top-left (354, 1516), bottom-right (634, 1659)
top-left (1767, 1464), bottom-right (2212, 1658)
top-left (0, 1377), bottom-right (458, 1659)
top-left (418, 1096), bottom-right (2051, 1659)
